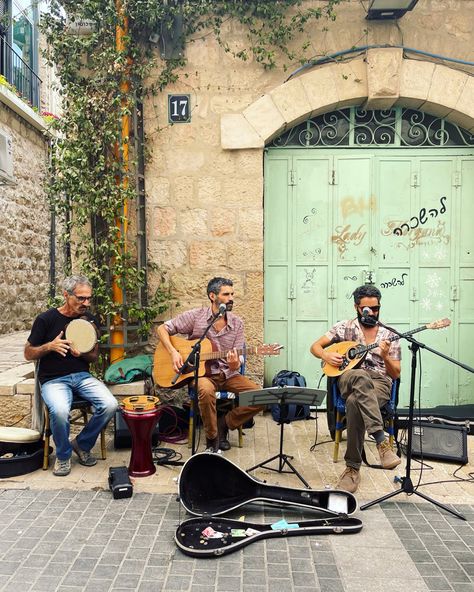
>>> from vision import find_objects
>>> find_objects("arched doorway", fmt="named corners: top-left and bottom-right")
top-left (264, 107), bottom-right (474, 411)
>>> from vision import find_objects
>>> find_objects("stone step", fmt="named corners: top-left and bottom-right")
top-left (0, 363), bottom-right (35, 396)
top-left (14, 378), bottom-right (147, 397)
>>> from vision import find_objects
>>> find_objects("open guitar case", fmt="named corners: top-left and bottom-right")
top-left (175, 453), bottom-right (363, 558)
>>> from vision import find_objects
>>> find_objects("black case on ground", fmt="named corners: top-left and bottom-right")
top-left (108, 466), bottom-right (133, 499)
top-left (175, 453), bottom-right (362, 557)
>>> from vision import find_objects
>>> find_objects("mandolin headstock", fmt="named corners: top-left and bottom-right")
top-left (426, 318), bottom-right (451, 330)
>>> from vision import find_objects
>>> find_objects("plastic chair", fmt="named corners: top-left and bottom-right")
top-left (327, 377), bottom-right (400, 463)
top-left (43, 399), bottom-right (107, 470)
top-left (187, 360), bottom-right (246, 449)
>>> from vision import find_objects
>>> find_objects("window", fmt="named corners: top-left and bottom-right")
top-left (0, 0), bottom-right (40, 108)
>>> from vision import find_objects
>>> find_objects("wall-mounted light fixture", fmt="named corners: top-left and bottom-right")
top-left (366, 0), bottom-right (419, 20)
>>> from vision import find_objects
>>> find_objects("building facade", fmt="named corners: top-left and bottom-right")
top-left (145, 0), bottom-right (474, 409)
top-left (0, 0), bottom-right (52, 334)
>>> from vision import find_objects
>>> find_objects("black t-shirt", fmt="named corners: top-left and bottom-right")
top-left (27, 308), bottom-right (99, 384)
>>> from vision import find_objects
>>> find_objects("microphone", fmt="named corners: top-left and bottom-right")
top-left (361, 306), bottom-right (378, 327)
top-left (218, 303), bottom-right (227, 317)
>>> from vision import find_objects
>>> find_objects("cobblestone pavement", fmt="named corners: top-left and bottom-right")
top-left (1, 330), bottom-right (474, 591)
top-left (0, 488), bottom-right (473, 592)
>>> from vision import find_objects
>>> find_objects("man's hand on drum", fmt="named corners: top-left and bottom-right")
top-left (49, 331), bottom-right (72, 357)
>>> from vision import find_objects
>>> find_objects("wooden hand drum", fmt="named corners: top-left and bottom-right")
top-left (120, 396), bottom-right (161, 477)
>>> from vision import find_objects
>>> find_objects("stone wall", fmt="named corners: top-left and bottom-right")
top-left (0, 102), bottom-right (50, 334)
top-left (144, 0), bottom-right (474, 382)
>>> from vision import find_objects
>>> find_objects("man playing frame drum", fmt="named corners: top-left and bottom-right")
top-left (25, 275), bottom-right (118, 476)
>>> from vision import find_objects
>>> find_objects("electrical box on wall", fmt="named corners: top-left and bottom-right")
top-left (0, 130), bottom-right (14, 184)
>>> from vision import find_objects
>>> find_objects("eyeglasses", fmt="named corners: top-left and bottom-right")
top-left (360, 305), bottom-right (380, 312)
top-left (71, 293), bottom-right (92, 303)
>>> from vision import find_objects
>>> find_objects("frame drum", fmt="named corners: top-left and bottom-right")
top-left (65, 318), bottom-right (97, 353)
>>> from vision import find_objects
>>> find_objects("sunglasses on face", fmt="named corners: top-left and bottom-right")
top-left (359, 305), bottom-right (380, 313)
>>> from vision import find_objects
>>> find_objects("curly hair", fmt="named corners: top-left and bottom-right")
top-left (352, 284), bottom-right (381, 304)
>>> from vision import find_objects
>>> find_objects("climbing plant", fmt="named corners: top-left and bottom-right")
top-left (41, 0), bottom-right (340, 341)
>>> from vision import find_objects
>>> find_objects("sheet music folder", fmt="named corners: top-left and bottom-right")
top-left (239, 386), bottom-right (326, 408)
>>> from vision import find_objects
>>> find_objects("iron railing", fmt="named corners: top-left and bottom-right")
top-left (0, 35), bottom-right (41, 109)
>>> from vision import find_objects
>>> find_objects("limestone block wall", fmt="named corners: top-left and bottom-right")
top-left (144, 0), bottom-right (474, 382)
top-left (0, 103), bottom-right (50, 334)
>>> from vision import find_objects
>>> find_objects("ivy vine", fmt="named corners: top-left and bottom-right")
top-left (41, 0), bottom-right (340, 347)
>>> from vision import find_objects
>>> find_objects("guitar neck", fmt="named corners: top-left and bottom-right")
top-left (362, 324), bottom-right (427, 355)
top-left (201, 346), bottom-right (256, 361)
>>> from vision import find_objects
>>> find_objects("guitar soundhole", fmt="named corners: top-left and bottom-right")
top-left (346, 348), bottom-right (357, 360)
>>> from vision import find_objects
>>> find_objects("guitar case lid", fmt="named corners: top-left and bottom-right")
top-left (175, 515), bottom-right (363, 558)
top-left (178, 452), bottom-right (358, 517)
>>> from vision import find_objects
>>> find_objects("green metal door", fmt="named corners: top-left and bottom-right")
top-left (264, 149), bottom-right (474, 410)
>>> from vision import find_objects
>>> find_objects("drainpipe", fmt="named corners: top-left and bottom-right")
top-left (111, 0), bottom-right (130, 363)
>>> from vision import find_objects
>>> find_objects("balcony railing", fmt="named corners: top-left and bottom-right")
top-left (0, 35), bottom-right (41, 109)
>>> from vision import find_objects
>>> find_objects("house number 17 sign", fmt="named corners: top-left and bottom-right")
top-left (168, 94), bottom-right (191, 123)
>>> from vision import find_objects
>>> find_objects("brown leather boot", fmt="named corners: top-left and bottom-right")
top-left (377, 440), bottom-right (401, 469)
top-left (336, 466), bottom-right (361, 493)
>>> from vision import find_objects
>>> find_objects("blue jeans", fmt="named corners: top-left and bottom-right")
top-left (41, 372), bottom-right (118, 460)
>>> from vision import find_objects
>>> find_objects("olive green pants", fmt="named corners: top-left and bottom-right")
top-left (337, 368), bottom-right (392, 470)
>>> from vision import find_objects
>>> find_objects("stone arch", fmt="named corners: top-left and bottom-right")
top-left (221, 48), bottom-right (474, 149)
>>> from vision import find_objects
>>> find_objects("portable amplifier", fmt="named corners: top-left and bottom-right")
top-left (108, 466), bottom-right (133, 499)
top-left (410, 421), bottom-right (468, 464)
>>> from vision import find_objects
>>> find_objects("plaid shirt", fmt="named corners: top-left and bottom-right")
top-left (163, 307), bottom-right (244, 379)
top-left (325, 318), bottom-right (401, 377)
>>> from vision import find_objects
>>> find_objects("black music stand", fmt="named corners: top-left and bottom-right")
top-left (244, 386), bottom-right (326, 488)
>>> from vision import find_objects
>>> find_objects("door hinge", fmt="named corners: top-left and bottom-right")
top-left (453, 171), bottom-right (462, 187)
top-left (451, 285), bottom-right (459, 301)
top-left (329, 285), bottom-right (336, 299)
top-left (289, 284), bottom-right (296, 300)
top-left (329, 169), bottom-right (337, 185)
top-left (288, 170), bottom-right (296, 186)
top-left (411, 172), bottom-right (419, 188)
top-left (410, 287), bottom-right (418, 301)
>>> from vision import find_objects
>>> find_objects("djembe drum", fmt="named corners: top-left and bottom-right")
top-left (120, 396), bottom-right (161, 477)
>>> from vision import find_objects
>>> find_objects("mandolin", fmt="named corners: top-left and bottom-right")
top-left (321, 318), bottom-right (451, 377)
top-left (153, 335), bottom-right (283, 388)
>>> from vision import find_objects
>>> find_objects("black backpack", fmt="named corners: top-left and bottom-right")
top-left (270, 370), bottom-right (311, 422)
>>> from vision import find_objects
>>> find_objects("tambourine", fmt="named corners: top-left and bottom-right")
top-left (65, 318), bottom-right (98, 354)
top-left (120, 396), bottom-right (160, 412)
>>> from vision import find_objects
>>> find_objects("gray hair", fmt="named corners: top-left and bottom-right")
top-left (62, 275), bottom-right (92, 294)
top-left (206, 277), bottom-right (233, 299)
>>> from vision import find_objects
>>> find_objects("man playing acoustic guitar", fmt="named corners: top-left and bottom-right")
top-left (157, 277), bottom-right (266, 453)
top-left (310, 284), bottom-right (401, 493)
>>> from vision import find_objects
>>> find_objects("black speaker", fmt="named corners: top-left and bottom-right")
top-left (114, 410), bottom-right (161, 449)
top-left (108, 466), bottom-right (133, 499)
top-left (410, 422), bottom-right (468, 464)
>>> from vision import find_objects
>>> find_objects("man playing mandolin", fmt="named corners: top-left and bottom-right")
top-left (24, 275), bottom-right (118, 476)
top-left (310, 284), bottom-right (401, 493)
top-left (157, 277), bottom-right (266, 453)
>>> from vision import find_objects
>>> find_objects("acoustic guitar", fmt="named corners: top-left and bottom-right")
top-left (153, 335), bottom-right (283, 388)
top-left (321, 318), bottom-right (451, 377)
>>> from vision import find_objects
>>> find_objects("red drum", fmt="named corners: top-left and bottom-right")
top-left (120, 396), bottom-right (161, 478)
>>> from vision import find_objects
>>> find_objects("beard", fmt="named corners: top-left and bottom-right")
top-left (357, 311), bottom-right (378, 328)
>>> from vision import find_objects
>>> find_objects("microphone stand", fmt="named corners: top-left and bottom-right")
top-left (171, 307), bottom-right (223, 455)
top-left (360, 318), bottom-right (473, 521)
